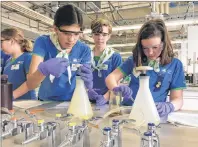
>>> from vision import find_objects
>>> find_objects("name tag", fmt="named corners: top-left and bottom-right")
top-left (71, 64), bottom-right (81, 71)
top-left (11, 64), bottom-right (20, 70)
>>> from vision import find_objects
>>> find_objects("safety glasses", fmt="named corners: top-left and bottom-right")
top-left (93, 33), bottom-right (109, 37)
top-left (58, 27), bottom-right (83, 36)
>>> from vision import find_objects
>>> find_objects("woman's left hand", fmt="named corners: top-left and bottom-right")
top-left (155, 102), bottom-right (175, 117)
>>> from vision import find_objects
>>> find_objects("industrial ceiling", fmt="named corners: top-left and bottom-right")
top-left (1, 1), bottom-right (198, 59)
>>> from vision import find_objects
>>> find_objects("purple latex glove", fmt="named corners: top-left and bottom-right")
top-left (155, 102), bottom-right (175, 117)
top-left (38, 58), bottom-right (69, 77)
top-left (78, 64), bottom-right (93, 90)
top-left (88, 89), bottom-right (108, 106)
top-left (113, 85), bottom-right (132, 100)
top-left (88, 89), bottom-right (98, 101)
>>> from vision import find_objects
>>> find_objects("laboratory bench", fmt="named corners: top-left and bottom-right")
top-left (1, 101), bottom-right (198, 147)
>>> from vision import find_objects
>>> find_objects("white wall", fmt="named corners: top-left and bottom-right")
top-left (187, 26), bottom-right (198, 74)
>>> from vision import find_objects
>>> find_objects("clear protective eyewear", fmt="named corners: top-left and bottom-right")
top-left (58, 27), bottom-right (83, 37)
top-left (93, 32), bottom-right (109, 37)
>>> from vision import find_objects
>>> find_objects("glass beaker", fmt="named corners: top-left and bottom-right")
top-left (108, 91), bottom-right (123, 117)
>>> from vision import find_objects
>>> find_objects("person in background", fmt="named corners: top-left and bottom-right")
top-left (1, 50), bottom-right (10, 74)
top-left (87, 19), bottom-right (122, 106)
top-left (106, 19), bottom-right (186, 118)
top-left (12, 4), bottom-right (93, 101)
top-left (1, 28), bottom-right (36, 100)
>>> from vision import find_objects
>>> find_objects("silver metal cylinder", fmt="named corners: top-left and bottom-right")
top-left (101, 127), bottom-right (113, 147)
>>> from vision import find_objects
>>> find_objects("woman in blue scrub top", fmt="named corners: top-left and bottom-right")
top-left (87, 19), bottom-right (122, 106)
top-left (1, 50), bottom-right (10, 74)
top-left (1, 28), bottom-right (36, 100)
top-left (106, 19), bottom-right (186, 117)
top-left (13, 4), bottom-right (93, 101)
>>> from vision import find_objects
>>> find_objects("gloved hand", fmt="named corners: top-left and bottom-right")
top-left (78, 64), bottom-right (93, 90)
top-left (38, 58), bottom-right (69, 77)
top-left (113, 85), bottom-right (132, 101)
top-left (155, 102), bottom-right (175, 117)
top-left (88, 89), bottom-right (108, 106)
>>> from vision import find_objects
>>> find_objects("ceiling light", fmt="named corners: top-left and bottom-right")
top-left (107, 43), bottom-right (136, 48)
top-left (83, 19), bottom-right (198, 34)
top-left (106, 40), bottom-right (187, 48)
top-left (119, 52), bottom-right (132, 55)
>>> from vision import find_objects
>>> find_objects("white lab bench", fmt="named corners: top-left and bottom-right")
top-left (1, 100), bottom-right (198, 147)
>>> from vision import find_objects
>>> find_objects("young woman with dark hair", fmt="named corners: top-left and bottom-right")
top-left (13, 4), bottom-right (93, 101)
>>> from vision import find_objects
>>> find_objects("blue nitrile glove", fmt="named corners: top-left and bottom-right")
top-left (113, 85), bottom-right (132, 101)
top-left (78, 64), bottom-right (93, 90)
top-left (155, 102), bottom-right (175, 117)
top-left (88, 89), bottom-right (108, 106)
top-left (38, 58), bottom-right (69, 77)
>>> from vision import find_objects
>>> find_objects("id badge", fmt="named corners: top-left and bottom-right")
top-left (71, 64), bottom-right (81, 71)
top-left (11, 64), bottom-right (19, 70)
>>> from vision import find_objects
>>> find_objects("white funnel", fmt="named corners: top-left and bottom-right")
top-left (67, 76), bottom-right (93, 120)
top-left (129, 66), bottom-right (160, 127)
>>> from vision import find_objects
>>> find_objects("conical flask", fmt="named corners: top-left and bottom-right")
top-left (129, 66), bottom-right (160, 127)
top-left (67, 76), bottom-right (93, 120)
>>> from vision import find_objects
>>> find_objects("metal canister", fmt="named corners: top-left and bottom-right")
top-left (141, 132), bottom-right (153, 147)
top-left (101, 127), bottom-right (113, 147)
top-left (1, 75), bottom-right (13, 112)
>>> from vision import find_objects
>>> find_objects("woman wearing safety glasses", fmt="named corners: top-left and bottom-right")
top-left (13, 4), bottom-right (93, 101)
top-left (87, 19), bottom-right (122, 106)
top-left (106, 19), bottom-right (186, 118)
top-left (1, 28), bottom-right (36, 100)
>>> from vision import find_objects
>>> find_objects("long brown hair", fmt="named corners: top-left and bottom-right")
top-left (1, 28), bottom-right (33, 52)
top-left (132, 19), bottom-right (174, 67)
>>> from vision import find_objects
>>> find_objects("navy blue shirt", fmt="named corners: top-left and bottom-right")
top-left (1, 50), bottom-right (10, 74)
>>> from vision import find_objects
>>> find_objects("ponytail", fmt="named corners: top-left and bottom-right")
top-left (22, 39), bottom-right (33, 52)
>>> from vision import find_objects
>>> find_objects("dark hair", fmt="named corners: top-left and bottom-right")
top-left (1, 28), bottom-right (33, 52)
top-left (91, 18), bottom-right (112, 34)
top-left (54, 4), bottom-right (83, 31)
top-left (132, 19), bottom-right (174, 67)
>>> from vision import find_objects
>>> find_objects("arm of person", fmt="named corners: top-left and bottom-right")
top-left (169, 89), bottom-right (183, 111)
top-left (103, 90), bottom-right (110, 101)
top-left (105, 68), bottom-right (124, 90)
top-left (168, 59), bottom-right (186, 111)
top-left (106, 56), bottom-right (133, 90)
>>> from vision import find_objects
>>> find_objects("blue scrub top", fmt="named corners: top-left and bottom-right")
top-left (3, 52), bottom-right (36, 100)
top-left (119, 56), bottom-right (186, 105)
top-left (1, 50), bottom-right (10, 74)
top-left (33, 35), bottom-right (91, 101)
top-left (92, 53), bottom-right (122, 95)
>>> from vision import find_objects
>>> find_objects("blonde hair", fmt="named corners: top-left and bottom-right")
top-left (1, 28), bottom-right (33, 52)
top-left (91, 18), bottom-right (112, 34)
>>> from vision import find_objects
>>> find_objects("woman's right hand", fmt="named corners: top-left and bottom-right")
top-left (38, 58), bottom-right (69, 77)
top-left (113, 85), bottom-right (132, 100)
